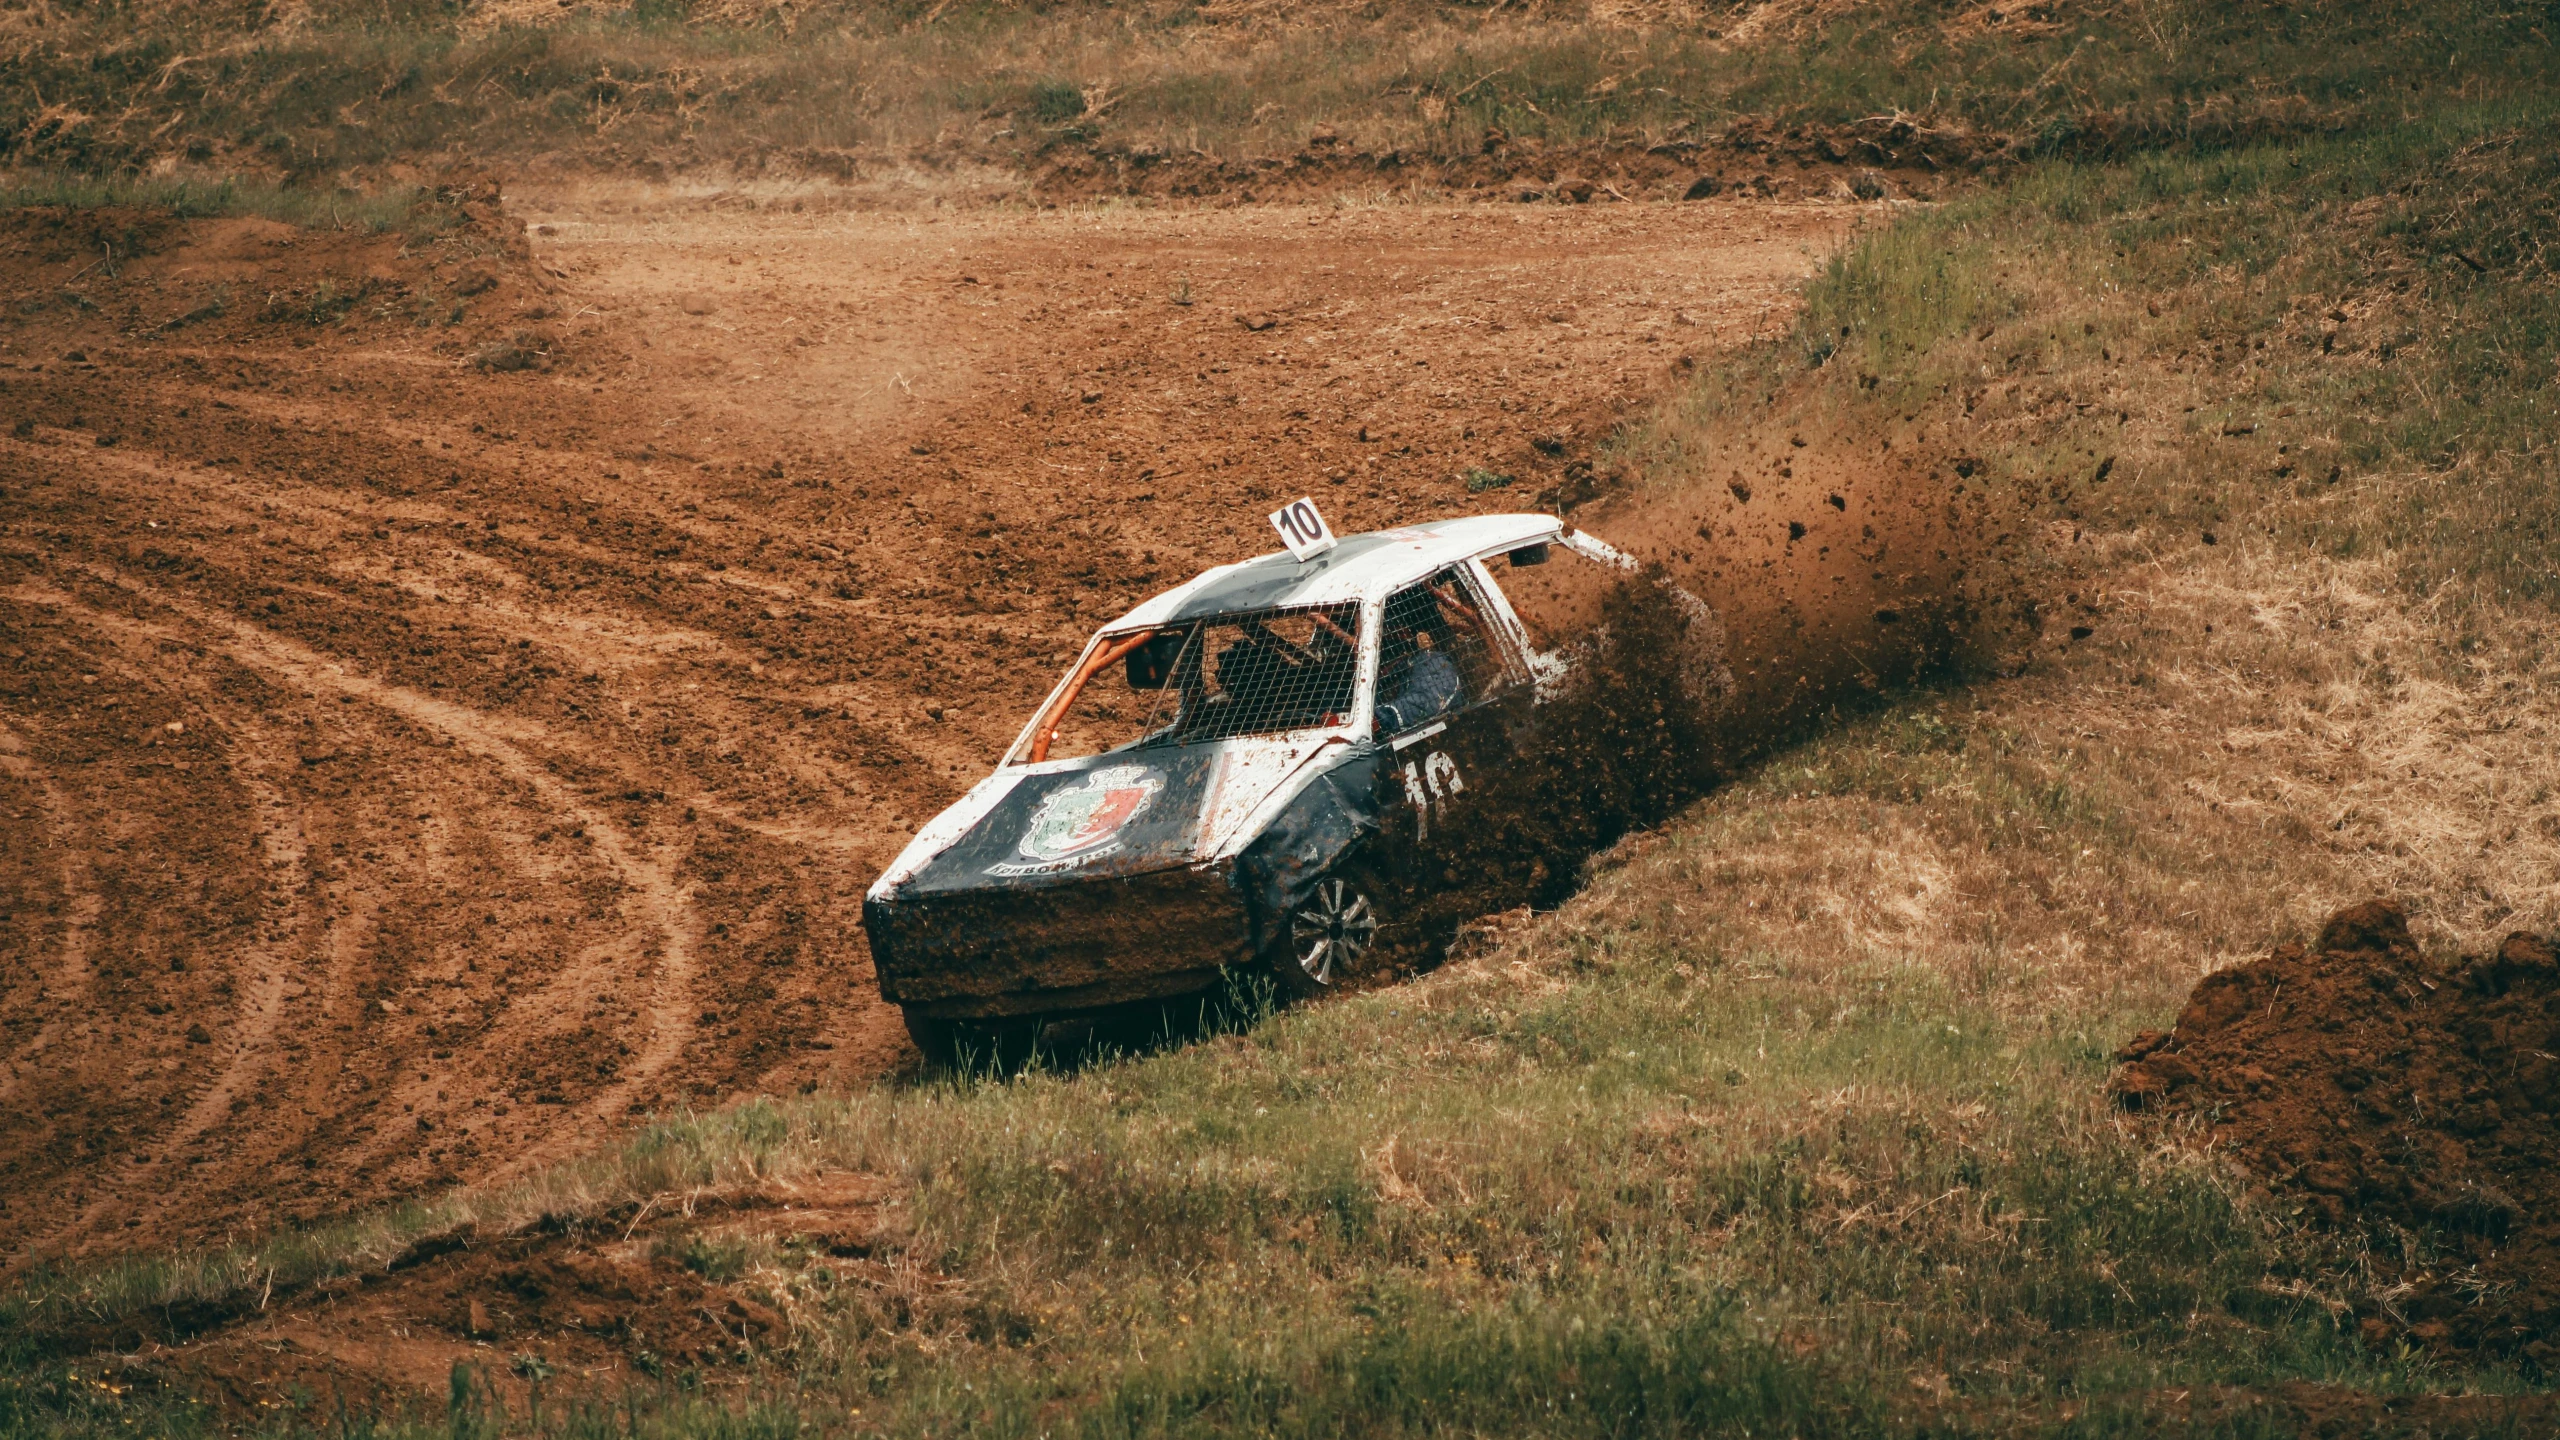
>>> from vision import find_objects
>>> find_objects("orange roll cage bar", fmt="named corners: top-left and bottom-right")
top-left (1027, 629), bottom-right (1161, 764)
top-left (1429, 580), bottom-right (1500, 657)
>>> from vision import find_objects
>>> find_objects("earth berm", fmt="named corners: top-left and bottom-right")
top-left (2117, 900), bottom-right (2560, 1369)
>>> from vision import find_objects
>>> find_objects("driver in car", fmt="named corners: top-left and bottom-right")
top-left (1373, 594), bottom-right (1463, 734)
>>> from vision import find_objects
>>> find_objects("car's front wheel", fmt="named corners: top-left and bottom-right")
top-left (1270, 867), bottom-right (1386, 996)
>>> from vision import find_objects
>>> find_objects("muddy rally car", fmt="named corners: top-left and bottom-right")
top-left (863, 510), bottom-right (1728, 1061)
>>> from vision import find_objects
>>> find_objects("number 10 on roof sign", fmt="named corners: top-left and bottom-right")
top-left (1269, 496), bottom-right (1338, 561)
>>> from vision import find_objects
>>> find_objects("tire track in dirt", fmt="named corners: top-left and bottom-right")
top-left (1, 192), bottom-right (1854, 1259)
top-left (0, 586), bottom-right (409, 1248)
top-left (129, 705), bottom-right (368, 1226)
top-left (13, 413), bottom-right (919, 1178)
top-left (0, 731), bottom-right (101, 1106)
top-left (27, 434), bottom-right (925, 845)
top-left (15, 573), bottom-right (704, 1162)
top-left (39, 720), bottom-right (307, 1248)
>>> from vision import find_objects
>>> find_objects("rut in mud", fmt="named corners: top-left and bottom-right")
top-left (0, 186), bottom-right (1939, 1268)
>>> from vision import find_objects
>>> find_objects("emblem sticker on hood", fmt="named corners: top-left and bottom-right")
top-left (988, 764), bottom-right (1166, 876)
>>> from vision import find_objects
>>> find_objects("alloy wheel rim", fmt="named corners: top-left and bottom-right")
top-left (1290, 877), bottom-right (1376, 986)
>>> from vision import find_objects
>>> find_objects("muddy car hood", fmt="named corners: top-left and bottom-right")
top-left (871, 734), bottom-right (1346, 901)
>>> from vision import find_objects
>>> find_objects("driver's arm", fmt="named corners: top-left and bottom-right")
top-left (1410, 648), bottom-right (1462, 718)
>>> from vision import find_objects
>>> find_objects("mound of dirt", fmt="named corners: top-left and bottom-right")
top-left (2115, 900), bottom-right (2560, 1366)
top-left (52, 1173), bottom-right (922, 1417)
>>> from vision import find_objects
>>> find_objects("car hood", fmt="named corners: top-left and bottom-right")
top-left (870, 734), bottom-right (1347, 900)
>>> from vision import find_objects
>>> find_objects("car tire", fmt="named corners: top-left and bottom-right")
top-left (902, 1008), bottom-right (960, 1067)
top-left (903, 1009), bottom-right (1041, 1072)
top-left (1269, 865), bottom-right (1388, 997)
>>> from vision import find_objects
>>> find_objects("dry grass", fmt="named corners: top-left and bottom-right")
top-left (4, 0), bottom-right (2552, 194)
top-left (10, 22), bottom-right (2560, 1440)
top-left (1617, 544), bottom-right (2560, 1021)
top-left (1599, 94), bottom-right (2560, 1015)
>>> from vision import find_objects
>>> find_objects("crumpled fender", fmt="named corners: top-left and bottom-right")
top-left (1231, 745), bottom-right (1390, 953)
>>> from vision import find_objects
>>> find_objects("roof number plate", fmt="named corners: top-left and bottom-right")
top-left (1269, 496), bottom-right (1338, 561)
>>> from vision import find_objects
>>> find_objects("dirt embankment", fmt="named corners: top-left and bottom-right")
top-left (2, 186), bottom-right (1906, 1268)
top-left (2116, 900), bottom-right (2560, 1368)
top-left (0, 181), bottom-right (554, 365)
top-left (1018, 115), bottom-right (1999, 206)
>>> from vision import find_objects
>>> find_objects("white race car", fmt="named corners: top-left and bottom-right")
top-left (862, 511), bottom-right (1725, 1061)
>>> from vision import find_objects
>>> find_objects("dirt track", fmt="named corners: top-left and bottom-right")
top-left (0, 190), bottom-right (1855, 1266)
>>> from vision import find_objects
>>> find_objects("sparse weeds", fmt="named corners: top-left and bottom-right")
top-left (1026, 78), bottom-right (1088, 126)
top-left (267, 277), bottom-right (366, 327)
top-left (4, 1), bottom-right (2555, 184)
top-left (0, 172), bottom-right (459, 238)
top-left (652, 1230), bottom-right (762, 1283)
top-left (470, 331), bottom-right (549, 372)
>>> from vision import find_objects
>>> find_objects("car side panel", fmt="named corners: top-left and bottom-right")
top-left (1376, 688), bottom-right (1529, 891)
top-left (1232, 744), bottom-right (1393, 954)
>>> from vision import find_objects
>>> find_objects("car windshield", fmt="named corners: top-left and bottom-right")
top-left (1014, 602), bottom-right (1362, 763)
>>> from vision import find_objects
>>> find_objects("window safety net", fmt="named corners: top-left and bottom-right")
top-left (1373, 568), bottom-right (1509, 735)
top-left (1022, 602), bottom-right (1363, 762)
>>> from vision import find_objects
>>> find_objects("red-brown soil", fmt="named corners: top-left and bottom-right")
top-left (64, 1171), bottom-right (925, 1422)
top-left (2116, 900), bottom-right (2560, 1368)
top-left (0, 183), bottom-right (1886, 1270)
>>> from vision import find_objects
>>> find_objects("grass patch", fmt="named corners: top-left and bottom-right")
top-left (4, 938), bottom-right (2421, 1438)
top-left (1635, 94), bottom-right (2560, 624)
top-left (3, 2), bottom-right (2555, 186)
top-left (0, 171), bottom-right (460, 236)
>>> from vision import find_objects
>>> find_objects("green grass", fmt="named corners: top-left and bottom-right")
top-left (1633, 93), bottom-right (2560, 624)
top-left (0, 929), bottom-right (2426, 1439)
top-left (0, 172), bottom-right (459, 236)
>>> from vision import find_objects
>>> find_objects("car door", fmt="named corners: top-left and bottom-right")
top-left (1431, 536), bottom-right (1630, 912)
top-left (1367, 565), bottom-right (1534, 913)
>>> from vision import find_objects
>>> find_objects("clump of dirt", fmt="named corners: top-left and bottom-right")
top-left (1579, 424), bottom-right (2036, 746)
top-left (2115, 900), bottom-right (2560, 1367)
top-left (50, 1173), bottom-right (964, 1417)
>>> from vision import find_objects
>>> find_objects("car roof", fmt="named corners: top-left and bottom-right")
top-left (1105, 513), bottom-right (1566, 631)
